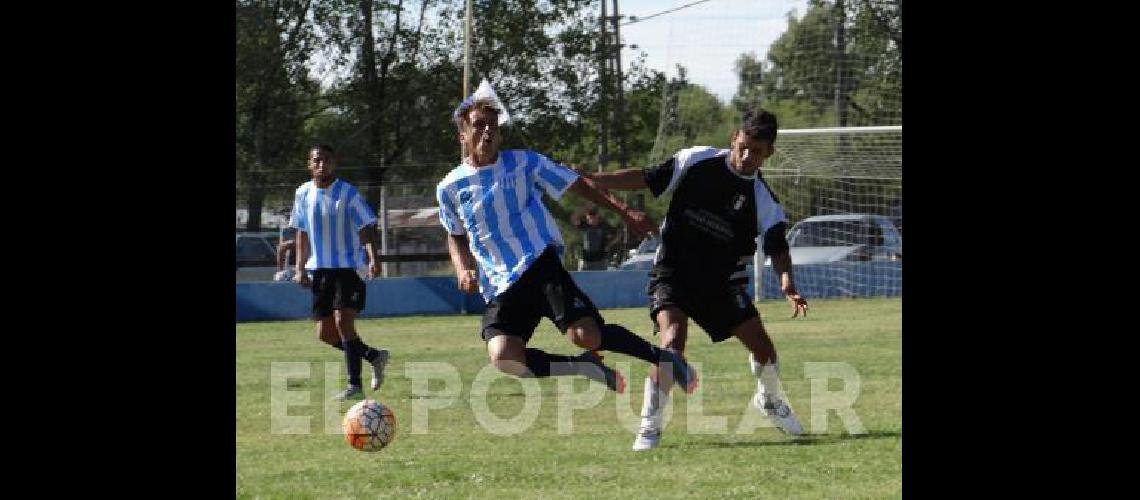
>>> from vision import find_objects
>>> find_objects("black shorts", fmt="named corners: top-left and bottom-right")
top-left (647, 269), bottom-right (757, 343)
top-left (310, 269), bottom-right (366, 320)
top-left (481, 246), bottom-right (604, 343)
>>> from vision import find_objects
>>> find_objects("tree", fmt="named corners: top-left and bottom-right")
top-left (731, 52), bottom-right (765, 115)
top-left (744, 0), bottom-right (901, 128)
top-left (236, 0), bottom-right (322, 231)
top-left (306, 0), bottom-right (462, 206)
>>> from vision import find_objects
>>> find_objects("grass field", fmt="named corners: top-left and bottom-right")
top-left (236, 297), bottom-right (901, 499)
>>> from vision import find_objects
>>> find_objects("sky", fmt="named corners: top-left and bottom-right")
top-left (308, 0), bottom-right (810, 104)
top-left (618, 0), bottom-right (809, 102)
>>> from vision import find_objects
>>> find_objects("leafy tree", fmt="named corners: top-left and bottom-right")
top-left (236, 0), bottom-right (323, 230)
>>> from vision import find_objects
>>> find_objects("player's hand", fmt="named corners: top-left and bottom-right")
top-left (783, 284), bottom-right (808, 318)
top-left (367, 261), bottom-right (380, 279)
top-left (295, 271), bottom-right (311, 288)
top-left (457, 269), bottom-right (479, 294)
top-left (624, 209), bottom-right (657, 238)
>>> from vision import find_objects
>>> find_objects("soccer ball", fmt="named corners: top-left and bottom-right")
top-left (342, 399), bottom-right (397, 452)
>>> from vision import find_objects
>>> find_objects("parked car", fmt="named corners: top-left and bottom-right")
top-left (772, 213), bottom-right (902, 265)
top-left (236, 231), bottom-right (281, 282)
top-left (619, 213), bottom-right (902, 270)
top-left (618, 235), bottom-right (659, 271)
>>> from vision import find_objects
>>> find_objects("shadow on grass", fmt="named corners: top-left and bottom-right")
top-left (679, 430), bottom-right (901, 449)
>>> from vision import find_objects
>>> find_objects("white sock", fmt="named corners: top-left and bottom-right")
top-left (640, 377), bottom-right (670, 429)
top-left (750, 353), bottom-right (782, 403)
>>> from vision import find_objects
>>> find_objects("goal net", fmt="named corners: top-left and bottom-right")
top-left (638, 0), bottom-right (902, 298)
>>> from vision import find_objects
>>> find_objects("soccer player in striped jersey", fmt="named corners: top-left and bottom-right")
top-left (291, 144), bottom-right (390, 401)
top-left (437, 94), bottom-right (698, 395)
top-left (584, 109), bottom-right (809, 450)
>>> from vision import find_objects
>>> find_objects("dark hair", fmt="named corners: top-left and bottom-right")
top-left (311, 144), bottom-right (335, 155)
top-left (740, 108), bottom-right (778, 146)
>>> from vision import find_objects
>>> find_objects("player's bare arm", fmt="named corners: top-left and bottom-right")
top-left (359, 223), bottom-right (380, 279)
top-left (446, 234), bottom-right (479, 294)
top-left (294, 230), bottom-right (311, 287)
top-left (567, 174), bottom-right (656, 237)
top-left (770, 250), bottom-right (808, 318)
top-left (276, 240), bottom-right (295, 272)
top-left (580, 168), bottom-right (648, 191)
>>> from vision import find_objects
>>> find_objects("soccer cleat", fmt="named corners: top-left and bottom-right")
top-left (332, 385), bottom-right (365, 401)
top-left (369, 349), bottom-right (391, 391)
top-left (658, 348), bottom-right (699, 394)
top-left (631, 425), bottom-right (661, 451)
top-left (576, 350), bottom-right (625, 393)
top-left (753, 393), bottom-right (804, 435)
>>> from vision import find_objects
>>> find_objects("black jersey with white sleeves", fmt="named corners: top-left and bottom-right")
top-left (643, 146), bottom-right (722, 198)
top-left (644, 147), bottom-right (790, 285)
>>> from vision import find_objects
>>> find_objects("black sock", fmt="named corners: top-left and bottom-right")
top-left (343, 339), bottom-right (364, 387)
top-left (524, 349), bottom-right (620, 391)
top-left (345, 337), bottom-right (380, 362)
top-left (599, 324), bottom-right (659, 364)
top-left (523, 348), bottom-right (580, 377)
top-left (362, 347), bottom-right (378, 362)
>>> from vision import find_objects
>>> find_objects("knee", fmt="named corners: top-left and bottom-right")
top-left (492, 358), bottom-right (524, 375)
top-left (487, 343), bottom-right (526, 375)
top-left (489, 352), bottom-right (526, 376)
top-left (566, 325), bottom-right (600, 350)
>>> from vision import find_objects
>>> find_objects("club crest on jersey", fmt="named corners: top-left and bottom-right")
top-left (732, 194), bottom-right (746, 212)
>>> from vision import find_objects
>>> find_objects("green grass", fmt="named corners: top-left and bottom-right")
top-left (237, 297), bottom-right (901, 499)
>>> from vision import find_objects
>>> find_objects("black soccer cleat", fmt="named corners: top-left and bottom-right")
top-left (576, 350), bottom-right (626, 393)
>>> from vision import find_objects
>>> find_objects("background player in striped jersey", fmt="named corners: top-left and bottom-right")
top-left (291, 144), bottom-right (390, 401)
top-left (437, 90), bottom-right (698, 395)
top-left (583, 109), bottom-right (809, 450)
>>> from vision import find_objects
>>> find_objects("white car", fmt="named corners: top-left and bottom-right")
top-left (774, 213), bottom-right (902, 265)
top-left (619, 213), bottom-right (902, 270)
top-left (618, 236), bottom-right (659, 271)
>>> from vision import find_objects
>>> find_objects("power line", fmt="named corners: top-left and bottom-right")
top-left (621, 0), bottom-right (713, 26)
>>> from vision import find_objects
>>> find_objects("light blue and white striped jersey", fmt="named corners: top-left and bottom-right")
top-left (436, 149), bottom-right (580, 302)
top-left (290, 179), bottom-right (378, 270)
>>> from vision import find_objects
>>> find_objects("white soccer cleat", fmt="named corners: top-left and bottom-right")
top-left (753, 393), bottom-right (804, 436)
top-left (632, 424), bottom-right (661, 451)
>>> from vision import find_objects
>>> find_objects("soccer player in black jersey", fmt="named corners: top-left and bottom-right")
top-left (584, 108), bottom-right (809, 450)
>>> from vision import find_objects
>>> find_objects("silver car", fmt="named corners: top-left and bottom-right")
top-left (618, 235), bottom-right (659, 271)
top-left (236, 231), bottom-right (281, 281)
top-left (775, 213), bottom-right (902, 265)
top-left (620, 213), bottom-right (902, 270)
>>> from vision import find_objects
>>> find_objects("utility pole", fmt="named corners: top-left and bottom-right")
top-left (597, 0), bottom-right (629, 173)
top-left (596, 0), bottom-right (609, 173)
top-left (610, 0), bottom-right (628, 170)
top-left (464, 0), bottom-right (473, 98)
top-left (598, 0), bottom-right (631, 249)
